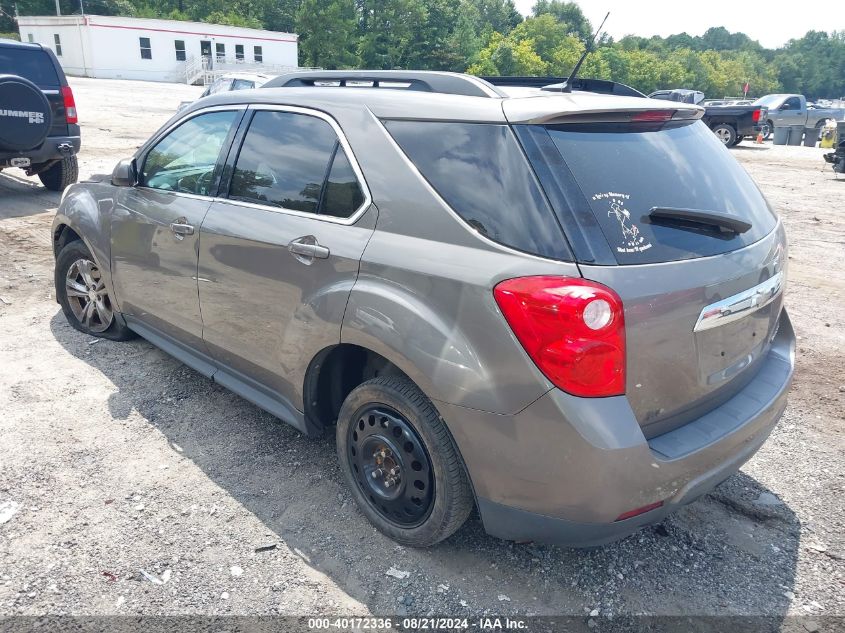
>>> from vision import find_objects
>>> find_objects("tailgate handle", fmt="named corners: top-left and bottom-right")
top-left (694, 271), bottom-right (783, 332)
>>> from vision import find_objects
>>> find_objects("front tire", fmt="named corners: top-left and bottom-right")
top-left (336, 376), bottom-right (473, 547)
top-left (38, 155), bottom-right (78, 191)
top-left (55, 240), bottom-right (133, 341)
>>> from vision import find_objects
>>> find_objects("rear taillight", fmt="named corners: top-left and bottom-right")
top-left (752, 108), bottom-right (762, 123)
top-left (61, 85), bottom-right (77, 124)
top-left (493, 276), bottom-right (625, 398)
top-left (631, 110), bottom-right (674, 122)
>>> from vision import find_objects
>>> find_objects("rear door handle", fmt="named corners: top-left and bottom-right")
top-left (288, 237), bottom-right (330, 260)
top-left (170, 222), bottom-right (195, 237)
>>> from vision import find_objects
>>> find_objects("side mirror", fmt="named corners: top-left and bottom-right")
top-left (112, 158), bottom-right (136, 187)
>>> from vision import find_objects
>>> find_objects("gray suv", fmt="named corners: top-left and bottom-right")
top-left (52, 71), bottom-right (794, 547)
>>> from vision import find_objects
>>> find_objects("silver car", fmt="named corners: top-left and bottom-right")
top-left (52, 71), bottom-right (794, 547)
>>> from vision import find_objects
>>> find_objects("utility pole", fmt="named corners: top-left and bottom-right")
top-left (55, 0), bottom-right (61, 16)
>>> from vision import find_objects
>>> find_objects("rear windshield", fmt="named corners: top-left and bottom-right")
top-left (536, 120), bottom-right (777, 264)
top-left (0, 47), bottom-right (59, 87)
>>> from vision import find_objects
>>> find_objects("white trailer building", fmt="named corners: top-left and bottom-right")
top-left (16, 14), bottom-right (299, 83)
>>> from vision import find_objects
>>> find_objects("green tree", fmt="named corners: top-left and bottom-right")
top-left (468, 31), bottom-right (547, 75)
top-left (531, 0), bottom-right (591, 40)
top-left (296, 0), bottom-right (359, 68)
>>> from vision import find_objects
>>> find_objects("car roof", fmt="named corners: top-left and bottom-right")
top-left (187, 83), bottom-right (702, 125)
top-left (0, 38), bottom-right (44, 51)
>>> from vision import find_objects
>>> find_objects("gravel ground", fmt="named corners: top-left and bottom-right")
top-left (0, 77), bottom-right (843, 622)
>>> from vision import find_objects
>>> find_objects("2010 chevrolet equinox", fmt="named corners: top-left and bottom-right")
top-left (52, 71), bottom-right (794, 547)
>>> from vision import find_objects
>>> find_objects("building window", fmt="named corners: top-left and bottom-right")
top-left (174, 40), bottom-right (186, 61)
top-left (253, 46), bottom-right (262, 63)
top-left (27, 34), bottom-right (34, 43)
top-left (235, 44), bottom-right (244, 61)
top-left (54, 34), bottom-right (62, 57)
top-left (215, 43), bottom-right (225, 60)
top-left (139, 37), bottom-right (152, 59)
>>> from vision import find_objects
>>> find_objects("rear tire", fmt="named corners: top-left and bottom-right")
top-left (712, 124), bottom-right (737, 147)
top-left (763, 120), bottom-right (774, 141)
top-left (336, 376), bottom-right (473, 547)
top-left (55, 240), bottom-right (134, 341)
top-left (38, 155), bottom-right (78, 191)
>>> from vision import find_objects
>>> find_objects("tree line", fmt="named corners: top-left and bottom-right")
top-left (4, 0), bottom-right (844, 98)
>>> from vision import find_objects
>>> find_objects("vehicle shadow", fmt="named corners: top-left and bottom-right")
top-left (0, 170), bottom-right (61, 219)
top-left (732, 144), bottom-right (771, 151)
top-left (50, 312), bottom-right (800, 617)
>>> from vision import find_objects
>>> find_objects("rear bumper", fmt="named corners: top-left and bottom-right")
top-left (441, 310), bottom-right (794, 547)
top-left (0, 134), bottom-right (81, 166)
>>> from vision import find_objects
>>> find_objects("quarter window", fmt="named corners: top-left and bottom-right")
top-left (321, 147), bottom-right (364, 218)
top-left (141, 110), bottom-right (238, 194)
top-left (385, 120), bottom-right (568, 259)
top-left (253, 46), bottom-right (263, 63)
top-left (174, 40), bottom-right (186, 61)
top-left (54, 34), bottom-right (62, 57)
top-left (139, 37), bottom-right (151, 60)
top-left (228, 110), bottom-right (365, 217)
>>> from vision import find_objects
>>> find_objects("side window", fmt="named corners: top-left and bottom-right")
top-left (321, 147), bottom-right (364, 218)
top-left (784, 96), bottom-right (801, 110)
top-left (385, 120), bottom-right (566, 259)
top-left (139, 37), bottom-right (151, 60)
top-left (141, 110), bottom-right (238, 194)
top-left (207, 78), bottom-right (233, 95)
top-left (228, 110), bottom-right (365, 217)
top-left (231, 79), bottom-right (254, 91)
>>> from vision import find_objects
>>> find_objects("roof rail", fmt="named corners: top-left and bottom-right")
top-left (263, 70), bottom-right (506, 98)
top-left (481, 76), bottom-right (645, 98)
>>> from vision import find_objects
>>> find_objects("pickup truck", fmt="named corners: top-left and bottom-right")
top-left (754, 94), bottom-right (845, 140)
top-left (649, 88), bottom-right (767, 146)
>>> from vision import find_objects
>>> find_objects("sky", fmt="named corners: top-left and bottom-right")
top-left (512, 0), bottom-right (845, 49)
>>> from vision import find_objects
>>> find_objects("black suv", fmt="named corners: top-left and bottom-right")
top-left (0, 38), bottom-right (80, 190)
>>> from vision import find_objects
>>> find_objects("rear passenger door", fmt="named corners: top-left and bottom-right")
top-left (197, 105), bottom-right (375, 412)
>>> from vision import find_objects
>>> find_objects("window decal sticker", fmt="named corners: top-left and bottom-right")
top-left (592, 192), bottom-right (653, 254)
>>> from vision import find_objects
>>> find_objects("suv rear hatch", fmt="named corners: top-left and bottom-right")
top-left (508, 100), bottom-right (785, 437)
top-left (0, 44), bottom-right (68, 138)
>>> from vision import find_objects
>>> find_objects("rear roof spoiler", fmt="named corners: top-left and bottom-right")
top-left (481, 76), bottom-right (645, 98)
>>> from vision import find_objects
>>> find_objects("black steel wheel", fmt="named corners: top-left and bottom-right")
top-left (336, 376), bottom-right (473, 547)
top-left (347, 404), bottom-right (434, 527)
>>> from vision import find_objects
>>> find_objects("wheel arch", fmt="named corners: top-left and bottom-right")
top-left (51, 184), bottom-right (119, 309)
top-left (303, 343), bottom-right (413, 435)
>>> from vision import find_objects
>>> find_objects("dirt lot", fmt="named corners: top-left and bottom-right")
top-left (0, 77), bottom-right (843, 622)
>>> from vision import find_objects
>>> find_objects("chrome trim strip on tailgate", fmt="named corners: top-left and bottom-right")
top-left (694, 271), bottom-right (783, 333)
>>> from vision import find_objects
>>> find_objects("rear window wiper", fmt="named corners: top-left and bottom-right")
top-left (647, 207), bottom-right (752, 235)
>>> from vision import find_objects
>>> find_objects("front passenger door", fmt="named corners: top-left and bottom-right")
top-left (110, 108), bottom-right (241, 352)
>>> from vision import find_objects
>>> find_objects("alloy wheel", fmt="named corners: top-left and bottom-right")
top-left (65, 258), bottom-right (113, 333)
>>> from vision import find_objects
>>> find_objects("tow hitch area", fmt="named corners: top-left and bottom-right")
top-left (9, 157), bottom-right (31, 168)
